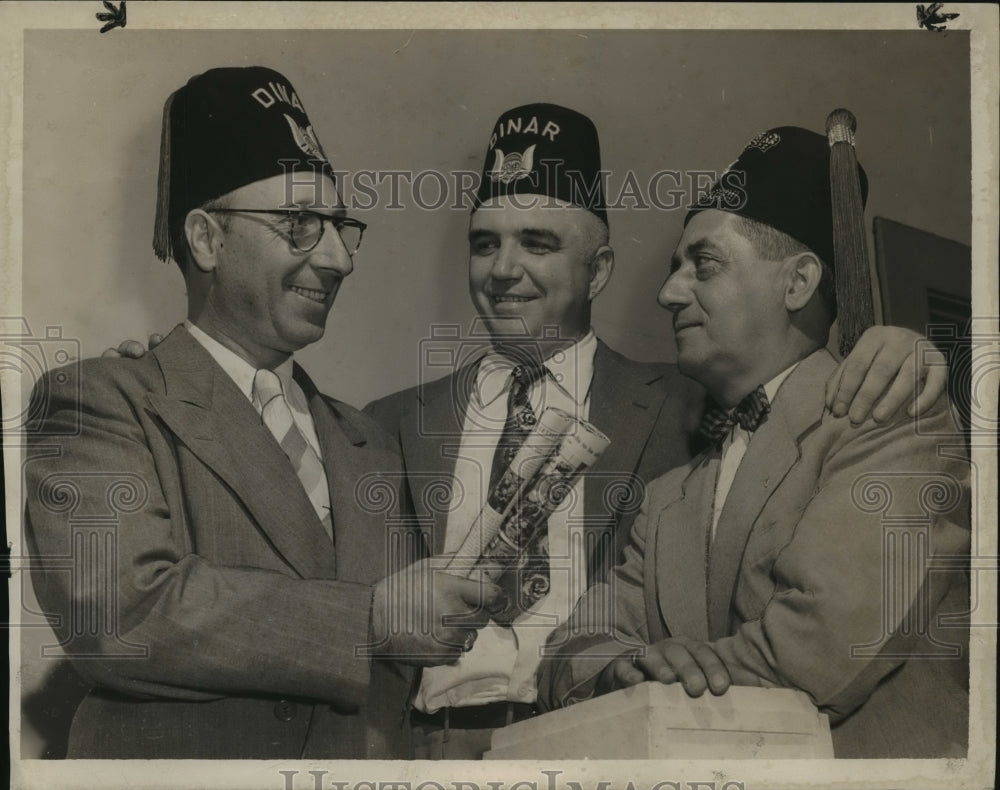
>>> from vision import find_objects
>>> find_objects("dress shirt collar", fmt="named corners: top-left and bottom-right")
top-left (475, 330), bottom-right (598, 408)
top-left (185, 320), bottom-right (294, 402)
top-left (761, 361), bottom-right (799, 406)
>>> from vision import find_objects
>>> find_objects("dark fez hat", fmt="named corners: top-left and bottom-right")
top-left (686, 126), bottom-right (868, 270)
top-left (153, 66), bottom-right (336, 261)
top-left (473, 103), bottom-right (607, 225)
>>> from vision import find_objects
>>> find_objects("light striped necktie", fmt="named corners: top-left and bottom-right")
top-left (252, 369), bottom-right (334, 543)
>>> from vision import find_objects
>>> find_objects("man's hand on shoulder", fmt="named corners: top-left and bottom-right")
top-left (825, 325), bottom-right (948, 424)
top-left (596, 637), bottom-right (731, 698)
top-left (102, 333), bottom-right (164, 359)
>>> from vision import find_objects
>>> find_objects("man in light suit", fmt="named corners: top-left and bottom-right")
top-left (365, 106), bottom-right (951, 758)
top-left (536, 126), bottom-right (970, 758)
top-left (24, 67), bottom-right (501, 759)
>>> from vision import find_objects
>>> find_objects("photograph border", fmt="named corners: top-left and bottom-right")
top-left (2, 3), bottom-right (996, 790)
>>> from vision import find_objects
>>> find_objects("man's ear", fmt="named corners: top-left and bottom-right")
top-left (784, 252), bottom-right (823, 312)
top-left (184, 210), bottom-right (224, 274)
top-left (588, 245), bottom-right (615, 302)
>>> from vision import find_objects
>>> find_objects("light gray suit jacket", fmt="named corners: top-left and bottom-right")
top-left (537, 350), bottom-right (970, 758)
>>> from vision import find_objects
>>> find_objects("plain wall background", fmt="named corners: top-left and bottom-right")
top-left (16, 29), bottom-right (970, 758)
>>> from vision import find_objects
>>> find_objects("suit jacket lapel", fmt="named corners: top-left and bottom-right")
top-left (398, 370), bottom-right (473, 556)
top-left (706, 350), bottom-right (835, 638)
top-left (585, 342), bottom-right (668, 571)
top-left (145, 327), bottom-right (337, 580)
top-left (399, 342), bottom-right (670, 560)
top-left (295, 365), bottom-right (387, 583)
top-left (654, 456), bottom-right (716, 642)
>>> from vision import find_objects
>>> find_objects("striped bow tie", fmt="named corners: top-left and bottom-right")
top-left (699, 385), bottom-right (771, 446)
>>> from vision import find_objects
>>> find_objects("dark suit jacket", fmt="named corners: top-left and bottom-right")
top-left (24, 325), bottom-right (412, 759)
top-left (537, 350), bottom-right (971, 758)
top-left (364, 339), bottom-right (705, 584)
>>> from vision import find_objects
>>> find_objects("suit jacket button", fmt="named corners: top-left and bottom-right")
top-left (273, 700), bottom-right (297, 722)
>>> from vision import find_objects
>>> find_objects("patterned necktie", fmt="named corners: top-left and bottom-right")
top-left (699, 384), bottom-right (771, 447)
top-left (488, 364), bottom-right (545, 491)
top-left (487, 364), bottom-right (551, 621)
top-left (252, 369), bottom-right (334, 543)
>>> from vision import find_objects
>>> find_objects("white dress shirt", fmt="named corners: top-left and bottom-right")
top-left (415, 331), bottom-right (598, 712)
top-left (711, 363), bottom-right (799, 542)
top-left (184, 321), bottom-right (323, 457)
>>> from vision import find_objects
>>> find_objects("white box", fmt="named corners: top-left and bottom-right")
top-left (485, 682), bottom-right (833, 759)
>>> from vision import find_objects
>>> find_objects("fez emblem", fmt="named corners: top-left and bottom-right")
top-left (696, 185), bottom-right (744, 210)
top-left (489, 145), bottom-right (536, 184)
top-left (284, 114), bottom-right (327, 161)
top-left (745, 131), bottom-right (781, 153)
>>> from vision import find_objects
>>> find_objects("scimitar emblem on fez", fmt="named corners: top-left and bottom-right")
top-left (284, 114), bottom-right (327, 161)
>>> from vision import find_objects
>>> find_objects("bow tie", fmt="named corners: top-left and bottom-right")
top-left (699, 385), bottom-right (771, 446)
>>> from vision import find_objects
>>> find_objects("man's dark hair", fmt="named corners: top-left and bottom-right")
top-left (733, 215), bottom-right (837, 320)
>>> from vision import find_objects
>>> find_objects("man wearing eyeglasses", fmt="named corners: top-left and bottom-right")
top-left (23, 67), bottom-right (502, 760)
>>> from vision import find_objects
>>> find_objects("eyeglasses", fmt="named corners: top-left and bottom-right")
top-left (209, 209), bottom-right (367, 255)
